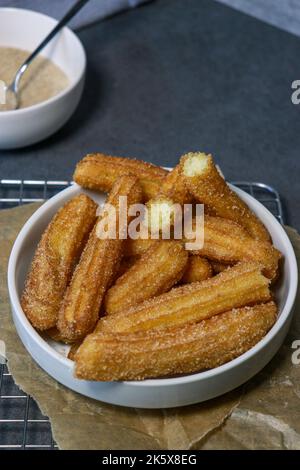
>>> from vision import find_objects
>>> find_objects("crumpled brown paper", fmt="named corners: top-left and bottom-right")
top-left (0, 204), bottom-right (299, 450)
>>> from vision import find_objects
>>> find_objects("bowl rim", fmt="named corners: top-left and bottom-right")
top-left (0, 7), bottom-right (86, 117)
top-left (7, 183), bottom-right (298, 388)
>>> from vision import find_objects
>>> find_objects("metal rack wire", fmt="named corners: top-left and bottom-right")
top-left (0, 179), bottom-right (285, 450)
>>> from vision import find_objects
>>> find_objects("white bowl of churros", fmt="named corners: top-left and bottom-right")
top-left (8, 152), bottom-right (298, 408)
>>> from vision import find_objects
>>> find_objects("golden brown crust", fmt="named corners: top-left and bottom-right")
top-left (159, 163), bottom-right (192, 205)
top-left (73, 153), bottom-right (167, 201)
top-left (97, 262), bottom-right (271, 334)
top-left (181, 152), bottom-right (271, 242)
top-left (75, 302), bottom-right (277, 381)
top-left (57, 176), bottom-right (143, 342)
top-left (186, 215), bottom-right (281, 280)
top-left (105, 241), bottom-right (188, 314)
top-left (21, 194), bottom-right (97, 330)
top-left (124, 215), bottom-right (281, 280)
top-left (124, 238), bottom-right (157, 257)
top-left (181, 256), bottom-right (213, 283)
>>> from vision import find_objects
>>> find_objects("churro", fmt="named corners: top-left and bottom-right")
top-left (75, 302), bottom-right (277, 380)
top-left (73, 153), bottom-right (167, 201)
top-left (181, 152), bottom-right (270, 242)
top-left (97, 262), bottom-right (271, 334)
top-left (124, 238), bottom-right (156, 257)
top-left (181, 256), bottom-right (213, 283)
top-left (57, 176), bottom-right (143, 342)
top-left (159, 163), bottom-right (192, 205)
top-left (186, 215), bottom-right (281, 280)
top-left (105, 241), bottom-right (188, 314)
top-left (21, 194), bottom-right (97, 330)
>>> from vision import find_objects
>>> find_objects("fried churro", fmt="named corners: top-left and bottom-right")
top-left (73, 153), bottom-right (167, 201)
top-left (57, 176), bottom-right (143, 342)
top-left (105, 241), bottom-right (188, 314)
top-left (75, 302), bottom-right (277, 381)
top-left (124, 238), bottom-right (156, 257)
top-left (97, 262), bottom-right (271, 334)
top-left (186, 215), bottom-right (281, 280)
top-left (181, 256), bottom-right (213, 283)
top-left (181, 152), bottom-right (270, 242)
top-left (21, 194), bottom-right (97, 330)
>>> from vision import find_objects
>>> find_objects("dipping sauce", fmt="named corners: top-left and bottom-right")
top-left (0, 47), bottom-right (69, 110)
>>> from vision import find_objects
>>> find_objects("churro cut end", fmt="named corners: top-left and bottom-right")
top-left (182, 152), bottom-right (211, 177)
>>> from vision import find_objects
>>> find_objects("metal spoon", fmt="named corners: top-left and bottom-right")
top-left (2, 0), bottom-right (89, 111)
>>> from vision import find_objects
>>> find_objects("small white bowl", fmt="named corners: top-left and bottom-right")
top-left (8, 184), bottom-right (298, 408)
top-left (0, 8), bottom-right (86, 149)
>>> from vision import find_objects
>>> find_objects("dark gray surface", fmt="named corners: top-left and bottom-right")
top-left (0, 0), bottom-right (299, 229)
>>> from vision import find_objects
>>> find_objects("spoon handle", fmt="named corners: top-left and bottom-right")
top-left (13, 0), bottom-right (90, 91)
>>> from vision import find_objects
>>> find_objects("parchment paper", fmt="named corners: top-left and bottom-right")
top-left (0, 204), bottom-right (299, 450)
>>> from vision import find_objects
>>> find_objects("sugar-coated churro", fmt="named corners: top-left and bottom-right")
top-left (124, 238), bottom-right (156, 257)
top-left (75, 302), bottom-right (277, 380)
top-left (57, 176), bottom-right (143, 342)
top-left (105, 241), bottom-right (188, 314)
top-left (125, 215), bottom-right (281, 280)
top-left (186, 215), bottom-right (281, 280)
top-left (73, 153), bottom-right (167, 201)
top-left (21, 194), bottom-right (97, 330)
top-left (181, 152), bottom-right (270, 242)
top-left (97, 262), bottom-right (271, 334)
top-left (159, 163), bottom-right (192, 204)
top-left (181, 256), bottom-right (213, 283)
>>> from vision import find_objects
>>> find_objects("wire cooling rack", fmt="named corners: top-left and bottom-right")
top-left (0, 179), bottom-right (285, 450)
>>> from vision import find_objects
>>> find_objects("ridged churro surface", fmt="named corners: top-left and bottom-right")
top-left (157, 164), bottom-right (192, 205)
top-left (105, 241), bottom-right (188, 314)
top-left (75, 302), bottom-right (277, 380)
top-left (181, 256), bottom-right (213, 283)
top-left (124, 238), bottom-right (156, 257)
top-left (187, 216), bottom-right (281, 280)
top-left (97, 262), bottom-right (271, 334)
top-left (181, 152), bottom-right (270, 242)
top-left (73, 153), bottom-right (167, 200)
top-left (21, 194), bottom-right (97, 330)
top-left (57, 176), bottom-right (143, 342)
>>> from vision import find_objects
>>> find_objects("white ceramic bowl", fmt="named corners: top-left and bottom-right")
top-left (0, 8), bottom-right (86, 149)
top-left (8, 184), bottom-right (298, 408)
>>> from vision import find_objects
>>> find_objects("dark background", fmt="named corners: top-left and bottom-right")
top-left (0, 0), bottom-right (299, 229)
